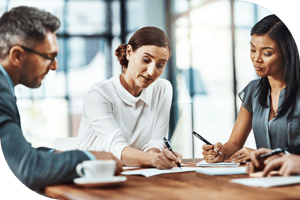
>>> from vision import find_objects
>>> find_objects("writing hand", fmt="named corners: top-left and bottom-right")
top-left (150, 148), bottom-right (182, 169)
top-left (202, 142), bottom-right (224, 163)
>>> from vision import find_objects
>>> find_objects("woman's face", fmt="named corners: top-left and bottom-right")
top-left (250, 34), bottom-right (284, 79)
top-left (125, 45), bottom-right (169, 90)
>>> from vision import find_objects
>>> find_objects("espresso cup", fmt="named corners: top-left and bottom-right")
top-left (76, 160), bottom-right (116, 179)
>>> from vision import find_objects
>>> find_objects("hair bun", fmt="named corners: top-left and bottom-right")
top-left (115, 44), bottom-right (128, 67)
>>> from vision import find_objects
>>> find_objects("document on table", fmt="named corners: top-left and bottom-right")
top-left (197, 160), bottom-right (240, 167)
top-left (122, 164), bottom-right (188, 170)
top-left (196, 167), bottom-right (247, 175)
top-left (121, 167), bottom-right (200, 177)
top-left (231, 176), bottom-right (300, 188)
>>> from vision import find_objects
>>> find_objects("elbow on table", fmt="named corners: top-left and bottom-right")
top-left (18, 173), bottom-right (46, 190)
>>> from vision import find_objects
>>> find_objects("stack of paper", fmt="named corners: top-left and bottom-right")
top-left (197, 160), bottom-right (240, 167)
top-left (231, 176), bottom-right (300, 188)
top-left (196, 167), bottom-right (247, 176)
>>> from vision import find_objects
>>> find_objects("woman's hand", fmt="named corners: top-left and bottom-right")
top-left (150, 148), bottom-right (182, 169)
top-left (202, 142), bottom-right (224, 163)
top-left (262, 154), bottom-right (300, 176)
top-left (246, 148), bottom-right (271, 174)
top-left (225, 147), bottom-right (255, 163)
top-left (246, 148), bottom-right (282, 174)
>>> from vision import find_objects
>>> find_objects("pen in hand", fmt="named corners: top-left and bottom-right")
top-left (257, 148), bottom-right (287, 159)
top-left (192, 131), bottom-right (222, 154)
top-left (163, 137), bottom-right (182, 169)
top-left (244, 148), bottom-right (287, 163)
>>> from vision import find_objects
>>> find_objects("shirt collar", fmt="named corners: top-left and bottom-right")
top-left (113, 74), bottom-right (151, 106)
top-left (0, 64), bottom-right (15, 95)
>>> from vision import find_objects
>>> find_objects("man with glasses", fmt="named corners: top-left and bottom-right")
top-left (0, 6), bottom-right (123, 191)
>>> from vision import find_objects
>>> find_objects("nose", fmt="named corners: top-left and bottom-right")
top-left (147, 62), bottom-right (156, 77)
top-left (50, 58), bottom-right (58, 71)
top-left (253, 52), bottom-right (262, 63)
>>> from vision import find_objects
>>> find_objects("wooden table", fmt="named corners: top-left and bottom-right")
top-left (43, 158), bottom-right (300, 200)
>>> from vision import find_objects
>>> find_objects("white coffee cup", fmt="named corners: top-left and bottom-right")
top-left (76, 160), bottom-right (116, 180)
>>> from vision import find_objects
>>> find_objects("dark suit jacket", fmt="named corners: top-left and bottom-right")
top-left (287, 145), bottom-right (300, 155)
top-left (0, 70), bottom-right (89, 190)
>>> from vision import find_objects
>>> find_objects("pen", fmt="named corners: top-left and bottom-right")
top-left (243, 148), bottom-right (287, 163)
top-left (192, 131), bottom-right (222, 154)
top-left (163, 137), bottom-right (181, 169)
top-left (256, 147), bottom-right (287, 159)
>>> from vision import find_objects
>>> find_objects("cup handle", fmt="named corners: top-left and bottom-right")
top-left (76, 163), bottom-right (84, 177)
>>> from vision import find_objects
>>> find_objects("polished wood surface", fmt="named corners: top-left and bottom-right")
top-left (43, 158), bottom-right (300, 200)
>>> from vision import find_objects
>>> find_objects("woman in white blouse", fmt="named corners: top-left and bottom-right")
top-left (76, 27), bottom-right (182, 169)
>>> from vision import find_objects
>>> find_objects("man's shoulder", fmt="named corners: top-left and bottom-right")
top-left (0, 71), bottom-right (18, 123)
top-left (0, 71), bottom-right (15, 103)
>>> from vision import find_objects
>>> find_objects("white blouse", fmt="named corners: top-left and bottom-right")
top-left (76, 75), bottom-right (173, 160)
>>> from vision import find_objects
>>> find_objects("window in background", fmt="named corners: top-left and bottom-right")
top-left (170, 0), bottom-right (272, 158)
top-left (5, 0), bottom-right (128, 148)
top-left (0, 2), bottom-right (6, 14)
top-left (66, 1), bottom-right (106, 35)
top-left (126, 0), bottom-right (144, 32)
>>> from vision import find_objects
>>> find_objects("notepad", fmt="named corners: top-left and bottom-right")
top-left (121, 167), bottom-right (200, 177)
top-left (231, 176), bottom-right (300, 188)
top-left (196, 167), bottom-right (247, 175)
top-left (197, 160), bottom-right (240, 167)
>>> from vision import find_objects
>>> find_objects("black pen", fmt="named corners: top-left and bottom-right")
top-left (192, 131), bottom-right (222, 154)
top-left (163, 137), bottom-right (181, 169)
top-left (257, 147), bottom-right (287, 159)
top-left (243, 148), bottom-right (287, 163)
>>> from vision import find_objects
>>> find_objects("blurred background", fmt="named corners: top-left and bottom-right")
top-left (0, 0), bottom-right (275, 158)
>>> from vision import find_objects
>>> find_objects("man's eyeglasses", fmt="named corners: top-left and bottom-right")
top-left (20, 46), bottom-right (56, 64)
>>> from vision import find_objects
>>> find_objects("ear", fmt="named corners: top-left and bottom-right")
top-left (126, 45), bottom-right (133, 60)
top-left (8, 46), bottom-right (25, 67)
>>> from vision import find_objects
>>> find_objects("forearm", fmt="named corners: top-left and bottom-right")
top-left (222, 141), bottom-right (243, 160)
top-left (121, 146), bottom-right (159, 167)
top-left (222, 105), bottom-right (252, 160)
top-left (1, 122), bottom-right (89, 190)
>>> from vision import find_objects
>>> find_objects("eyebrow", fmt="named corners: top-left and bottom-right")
top-left (250, 42), bottom-right (274, 50)
top-left (144, 53), bottom-right (168, 62)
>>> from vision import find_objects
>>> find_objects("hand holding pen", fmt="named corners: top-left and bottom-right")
top-left (193, 131), bottom-right (225, 163)
top-left (246, 147), bottom-right (287, 174)
top-left (163, 137), bottom-right (182, 169)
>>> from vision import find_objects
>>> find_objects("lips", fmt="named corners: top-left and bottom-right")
top-left (254, 66), bottom-right (263, 71)
top-left (141, 76), bottom-right (152, 81)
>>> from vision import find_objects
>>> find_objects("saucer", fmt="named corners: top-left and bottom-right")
top-left (73, 176), bottom-right (127, 187)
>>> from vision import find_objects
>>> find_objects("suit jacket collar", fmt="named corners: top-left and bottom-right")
top-left (0, 64), bottom-right (14, 95)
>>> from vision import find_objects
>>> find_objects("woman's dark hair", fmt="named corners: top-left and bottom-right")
top-left (115, 26), bottom-right (171, 69)
top-left (251, 14), bottom-right (300, 120)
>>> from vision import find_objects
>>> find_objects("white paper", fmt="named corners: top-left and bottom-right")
top-left (122, 164), bottom-right (187, 170)
top-left (121, 167), bottom-right (200, 177)
top-left (123, 166), bottom-right (140, 170)
top-left (197, 160), bottom-right (240, 167)
top-left (196, 167), bottom-right (247, 175)
top-left (231, 176), bottom-right (300, 188)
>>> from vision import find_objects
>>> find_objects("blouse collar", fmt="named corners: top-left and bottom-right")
top-left (113, 75), bottom-right (151, 106)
